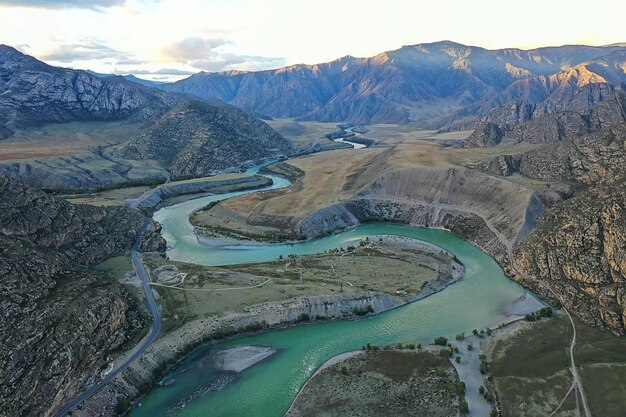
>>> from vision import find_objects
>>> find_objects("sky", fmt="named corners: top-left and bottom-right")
top-left (1, 0), bottom-right (624, 82)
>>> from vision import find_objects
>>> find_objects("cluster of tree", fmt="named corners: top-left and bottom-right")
top-left (525, 307), bottom-right (553, 322)
top-left (472, 328), bottom-right (492, 337)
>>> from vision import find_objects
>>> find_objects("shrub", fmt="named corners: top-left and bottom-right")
top-left (455, 332), bottom-right (465, 341)
top-left (455, 356), bottom-right (461, 363)
top-left (434, 336), bottom-right (448, 346)
top-left (459, 399), bottom-right (469, 414)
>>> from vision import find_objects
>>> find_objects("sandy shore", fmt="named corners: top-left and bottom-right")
top-left (213, 345), bottom-right (277, 372)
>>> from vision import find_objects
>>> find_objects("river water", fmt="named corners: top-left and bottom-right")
top-left (132, 168), bottom-right (536, 417)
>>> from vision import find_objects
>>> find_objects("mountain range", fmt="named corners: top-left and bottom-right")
top-left (162, 41), bottom-right (626, 125)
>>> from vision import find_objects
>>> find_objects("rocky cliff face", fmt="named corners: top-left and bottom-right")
top-left (0, 45), bottom-right (181, 139)
top-left (119, 100), bottom-right (294, 179)
top-left (0, 175), bottom-right (164, 416)
top-left (479, 116), bottom-right (626, 333)
top-left (514, 180), bottom-right (626, 333)
top-left (163, 42), bottom-right (626, 125)
top-left (483, 124), bottom-right (626, 182)
top-left (463, 92), bottom-right (626, 148)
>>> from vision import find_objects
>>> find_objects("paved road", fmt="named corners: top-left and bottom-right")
top-left (52, 220), bottom-right (162, 417)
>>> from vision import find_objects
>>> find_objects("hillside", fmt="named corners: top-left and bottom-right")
top-left (463, 92), bottom-right (626, 147)
top-left (478, 118), bottom-right (626, 332)
top-left (162, 42), bottom-right (626, 124)
top-left (0, 45), bottom-right (182, 139)
top-left (120, 100), bottom-right (294, 178)
top-left (514, 179), bottom-right (626, 332)
top-left (0, 47), bottom-right (294, 190)
top-left (0, 175), bottom-right (164, 416)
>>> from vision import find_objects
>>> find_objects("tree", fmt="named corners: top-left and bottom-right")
top-left (455, 356), bottom-right (461, 363)
top-left (434, 336), bottom-right (448, 346)
top-left (455, 332), bottom-right (465, 341)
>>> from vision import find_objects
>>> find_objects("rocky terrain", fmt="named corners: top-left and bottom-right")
top-left (0, 175), bottom-right (164, 417)
top-left (163, 42), bottom-right (626, 125)
top-left (463, 92), bottom-right (626, 148)
top-left (0, 45), bottom-right (181, 139)
top-left (481, 123), bottom-right (626, 183)
top-left (478, 118), bottom-right (626, 333)
top-left (119, 100), bottom-right (293, 179)
top-left (514, 180), bottom-right (626, 333)
top-left (0, 46), bottom-right (295, 191)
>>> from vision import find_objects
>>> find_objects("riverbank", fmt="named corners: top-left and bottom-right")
top-left (285, 347), bottom-right (461, 417)
top-left (285, 295), bottom-right (545, 417)
top-left (73, 241), bottom-right (466, 416)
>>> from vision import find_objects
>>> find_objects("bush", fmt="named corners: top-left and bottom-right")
top-left (467, 343), bottom-right (473, 351)
top-left (459, 399), bottom-right (469, 414)
top-left (434, 336), bottom-right (448, 346)
top-left (480, 360), bottom-right (489, 374)
top-left (455, 356), bottom-right (461, 363)
top-left (455, 332), bottom-right (465, 341)
top-left (352, 304), bottom-right (374, 316)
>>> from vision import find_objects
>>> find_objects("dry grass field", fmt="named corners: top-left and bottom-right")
top-left (0, 121), bottom-right (144, 161)
top-left (139, 238), bottom-right (457, 333)
top-left (193, 121), bottom-right (549, 234)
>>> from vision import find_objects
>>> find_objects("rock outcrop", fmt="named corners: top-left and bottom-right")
top-left (0, 175), bottom-right (164, 416)
top-left (463, 91), bottom-right (626, 148)
top-left (482, 124), bottom-right (626, 182)
top-left (514, 180), bottom-right (626, 333)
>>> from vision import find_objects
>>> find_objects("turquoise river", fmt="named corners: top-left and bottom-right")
top-left (130, 168), bottom-right (537, 417)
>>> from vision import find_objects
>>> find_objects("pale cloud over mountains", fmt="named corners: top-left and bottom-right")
top-left (162, 37), bottom-right (286, 73)
top-left (1, 0), bottom-right (623, 81)
top-left (0, 0), bottom-right (126, 9)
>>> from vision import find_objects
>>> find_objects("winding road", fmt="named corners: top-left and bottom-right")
top-left (52, 221), bottom-right (162, 417)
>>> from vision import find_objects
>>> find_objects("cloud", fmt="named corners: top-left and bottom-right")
top-left (0, 0), bottom-right (126, 10)
top-left (163, 36), bottom-right (286, 73)
top-left (115, 58), bottom-right (145, 65)
top-left (112, 68), bottom-right (196, 76)
top-left (162, 37), bottom-right (230, 61)
top-left (191, 54), bottom-right (286, 72)
top-left (42, 40), bottom-right (134, 62)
